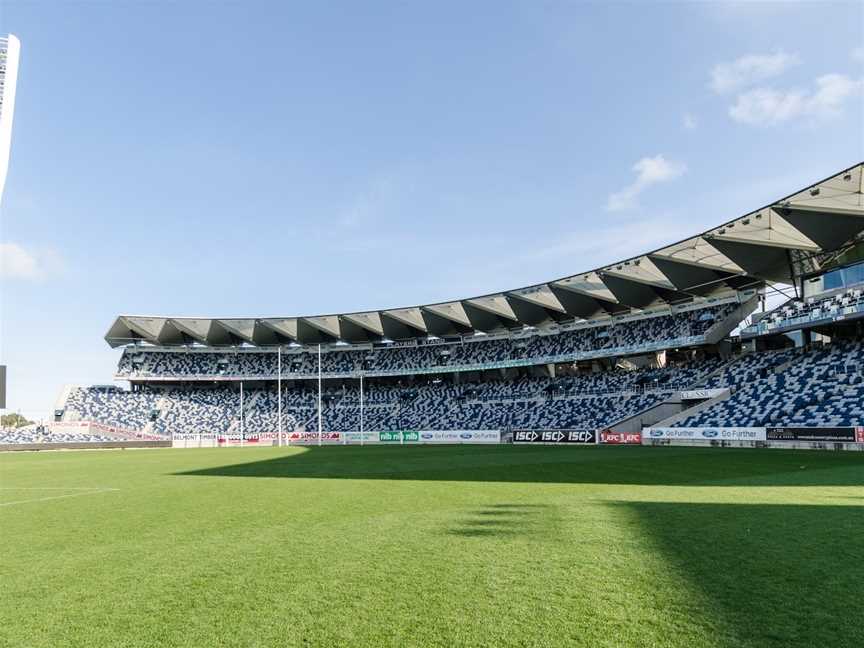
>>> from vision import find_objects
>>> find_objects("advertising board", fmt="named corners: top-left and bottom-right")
top-left (679, 389), bottom-right (727, 400)
top-left (341, 432), bottom-right (379, 444)
top-left (513, 430), bottom-right (596, 444)
top-left (418, 430), bottom-right (501, 444)
top-left (600, 431), bottom-right (641, 445)
top-left (645, 427), bottom-right (766, 441)
top-left (379, 431), bottom-right (420, 443)
top-left (766, 427), bottom-right (858, 442)
top-left (285, 431), bottom-right (342, 443)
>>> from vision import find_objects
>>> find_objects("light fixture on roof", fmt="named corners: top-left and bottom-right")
top-left (844, 173), bottom-right (852, 181)
top-left (742, 218), bottom-right (750, 225)
top-left (810, 187), bottom-right (820, 196)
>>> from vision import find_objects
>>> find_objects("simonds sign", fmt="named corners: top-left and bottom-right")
top-left (514, 430), bottom-right (596, 444)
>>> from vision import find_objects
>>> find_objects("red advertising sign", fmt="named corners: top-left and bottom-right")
top-left (600, 431), bottom-right (641, 445)
top-left (217, 436), bottom-right (261, 445)
top-left (856, 427), bottom-right (864, 443)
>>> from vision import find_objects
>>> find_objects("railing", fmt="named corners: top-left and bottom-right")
top-left (742, 301), bottom-right (864, 337)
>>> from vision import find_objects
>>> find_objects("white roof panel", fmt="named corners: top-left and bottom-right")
top-left (104, 164), bottom-right (864, 347)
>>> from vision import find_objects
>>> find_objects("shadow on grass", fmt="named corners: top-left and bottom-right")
top-left (448, 503), bottom-right (555, 538)
top-left (174, 445), bottom-right (864, 487)
top-left (620, 500), bottom-right (864, 647)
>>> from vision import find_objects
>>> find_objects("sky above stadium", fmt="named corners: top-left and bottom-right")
top-left (0, 1), bottom-right (862, 418)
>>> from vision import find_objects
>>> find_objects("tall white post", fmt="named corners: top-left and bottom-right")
top-left (360, 372), bottom-right (365, 447)
top-left (317, 343), bottom-right (323, 447)
top-left (240, 381), bottom-right (244, 447)
top-left (277, 347), bottom-right (283, 447)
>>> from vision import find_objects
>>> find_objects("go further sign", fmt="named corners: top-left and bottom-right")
top-left (645, 427), bottom-right (766, 441)
top-left (418, 431), bottom-right (501, 444)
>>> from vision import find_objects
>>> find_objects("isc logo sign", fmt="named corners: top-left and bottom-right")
top-left (514, 430), bottom-right (596, 444)
top-left (541, 431), bottom-right (566, 442)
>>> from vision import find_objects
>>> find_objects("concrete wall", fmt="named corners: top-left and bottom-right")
top-left (652, 390), bottom-right (732, 428)
top-left (609, 398), bottom-right (686, 433)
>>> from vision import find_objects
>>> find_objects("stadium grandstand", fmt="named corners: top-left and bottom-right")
top-left (10, 163), bottom-right (864, 447)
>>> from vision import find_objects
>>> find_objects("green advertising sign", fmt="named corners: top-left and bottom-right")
top-left (378, 431), bottom-right (419, 443)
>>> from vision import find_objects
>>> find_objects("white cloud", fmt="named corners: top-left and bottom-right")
top-left (606, 155), bottom-right (687, 212)
top-left (809, 73), bottom-right (863, 113)
top-left (682, 113), bottom-right (697, 130)
top-left (0, 242), bottom-right (61, 280)
top-left (729, 88), bottom-right (805, 125)
top-left (729, 73), bottom-right (863, 125)
top-left (710, 51), bottom-right (799, 94)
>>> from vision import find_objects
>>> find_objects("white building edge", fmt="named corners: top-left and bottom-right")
top-left (0, 33), bottom-right (21, 206)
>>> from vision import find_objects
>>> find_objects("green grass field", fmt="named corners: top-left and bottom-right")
top-left (1, 445), bottom-right (862, 648)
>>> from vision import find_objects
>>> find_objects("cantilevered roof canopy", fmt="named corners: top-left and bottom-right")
top-left (106, 163), bottom-right (864, 348)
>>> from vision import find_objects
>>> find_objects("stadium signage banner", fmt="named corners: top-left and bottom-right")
top-left (600, 431), bottom-right (641, 445)
top-left (513, 430), bottom-right (596, 444)
top-left (379, 431), bottom-right (420, 443)
top-left (419, 430), bottom-right (501, 444)
top-left (218, 435), bottom-right (262, 445)
top-left (766, 427), bottom-right (860, 442)
top-left (679, 389), bottom-right (726, 400)
top-left (645, 427), bottom-right (766, 441)
top-left (341, 432), bottom-right (379, 443)
top-left (286, 431), bottom-right (342, 443)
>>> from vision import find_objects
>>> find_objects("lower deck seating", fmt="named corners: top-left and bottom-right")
top-left (0, 428), bottom-right (118, 444)
top-left (674, 338), bottom-right (864, 427)
top-left (63, 361), bottom-right (716, 437)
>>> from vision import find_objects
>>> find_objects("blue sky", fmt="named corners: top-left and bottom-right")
top-left (0, 1), bottom-right (862, 418)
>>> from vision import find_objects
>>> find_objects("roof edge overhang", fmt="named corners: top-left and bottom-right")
top-left (104, 162), bottom-right (864, 348)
